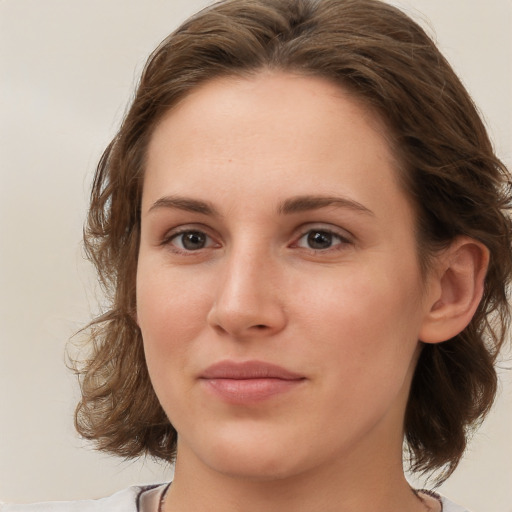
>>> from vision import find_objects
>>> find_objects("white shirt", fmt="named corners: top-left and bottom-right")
top-left (0, 484), bottom-right (470, 511)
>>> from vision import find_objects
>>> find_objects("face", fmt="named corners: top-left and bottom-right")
top-left (137, 72), bottom-right (435, 482)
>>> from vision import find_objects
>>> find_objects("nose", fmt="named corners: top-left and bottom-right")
top-left (206, 246), bottom-right (287, 338)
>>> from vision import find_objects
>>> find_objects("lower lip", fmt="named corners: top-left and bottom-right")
top-left (201, 378), bottom-right (304, 403)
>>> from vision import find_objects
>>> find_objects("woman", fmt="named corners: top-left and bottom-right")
top-left (3, 0), bottom-right (510, 510)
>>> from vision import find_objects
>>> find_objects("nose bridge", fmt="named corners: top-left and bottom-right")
top-left (207, 237), bottom-right (286, 336)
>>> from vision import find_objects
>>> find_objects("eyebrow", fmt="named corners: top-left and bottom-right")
top-left (147, 194), bottom-right (374, 217)
top-left (148, 196), bottom-right (219, 216)
top-left (278, 195), bottom-right (374, 216)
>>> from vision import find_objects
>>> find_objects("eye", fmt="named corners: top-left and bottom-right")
top-left (295, 229), bottom-right (349, 250)
top-left (168, 230), bottom-right (214, 251)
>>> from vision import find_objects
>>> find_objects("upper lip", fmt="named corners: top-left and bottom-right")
top-left (200, 360), bottom-right (304, 380)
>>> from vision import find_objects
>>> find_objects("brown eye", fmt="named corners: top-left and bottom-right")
top-left (171, 231), bottom-right (210, 251)
top-left (306, 231), bottom-right (334, 249)
top-left (295, 229), bottom-right (350, 251)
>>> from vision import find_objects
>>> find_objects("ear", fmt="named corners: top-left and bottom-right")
top-left (419, 237), bottom-right (489, 344)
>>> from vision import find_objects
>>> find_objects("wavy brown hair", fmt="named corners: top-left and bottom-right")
top-left (75, 0), bottom-right (512, 481)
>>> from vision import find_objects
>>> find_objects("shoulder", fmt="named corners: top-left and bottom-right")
top-left (0, 484), bottom-right (167, 512)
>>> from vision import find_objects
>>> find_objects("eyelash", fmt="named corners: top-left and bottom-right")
top-left (161, 227), bottom-right (218, 255)
top-left (293, 227), bottom-right (352, 252)
top-left (161, 225), bottom-right (353, 255)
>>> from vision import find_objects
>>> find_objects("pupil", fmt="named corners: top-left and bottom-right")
top-left (182, 231), bottom-right (205, 250)
top-left (308, 231), bottom-right (332, 249)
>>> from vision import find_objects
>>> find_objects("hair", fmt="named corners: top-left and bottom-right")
top-left (74, 0), bottom-right (512, 482)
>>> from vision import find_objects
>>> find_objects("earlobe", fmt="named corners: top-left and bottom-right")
top-left (419, 237), bottom-right (489, 344)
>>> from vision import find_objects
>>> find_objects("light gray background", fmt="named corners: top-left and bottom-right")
top-left (1, 0), bottom-right (511, 510)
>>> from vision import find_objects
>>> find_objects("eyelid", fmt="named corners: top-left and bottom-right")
top-left (295, 223), bottom-right (353, 240)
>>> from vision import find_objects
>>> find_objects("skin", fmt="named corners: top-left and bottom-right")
top-left (136, 72), bottom-right (451, 512)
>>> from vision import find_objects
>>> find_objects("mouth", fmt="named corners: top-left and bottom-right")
top-left (199, 360), bottom-right (306, 403)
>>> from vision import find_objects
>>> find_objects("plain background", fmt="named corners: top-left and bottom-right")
top-left (1, 0), bottom-right (511, 510)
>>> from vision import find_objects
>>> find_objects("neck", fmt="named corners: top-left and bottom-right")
top-left (163, 442), bottom-right (428, 512)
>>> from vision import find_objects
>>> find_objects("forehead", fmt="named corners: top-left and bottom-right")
top-left (152, 71), bottom-right (392, 149)
top-left (144, 71), bottom-right (402, 201)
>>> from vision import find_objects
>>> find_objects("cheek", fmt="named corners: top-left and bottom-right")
top-left (136, 264), bottom-right (212, 381)
top-left (300, 260), bottom-right (424, 373)
top-left (137, 256), bottom-right (209, 329)
top-left (136, 276), bottom-right (210, 432)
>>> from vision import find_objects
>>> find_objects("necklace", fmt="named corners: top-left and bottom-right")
top-left (415, 489), bottom-right (443, 512)
top-left (156, 484), bottom-right (442, 511)
top-left (157, 482), bottom-right (171, 512)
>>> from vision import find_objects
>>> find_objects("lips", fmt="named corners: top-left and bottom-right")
top-left (199, 360), bottom-right (305, 403)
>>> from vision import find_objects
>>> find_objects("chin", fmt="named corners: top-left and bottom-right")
top-left (183, 430), bottom-right (310, 482)
top-left (209, 455), bottom-right (303, 482)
